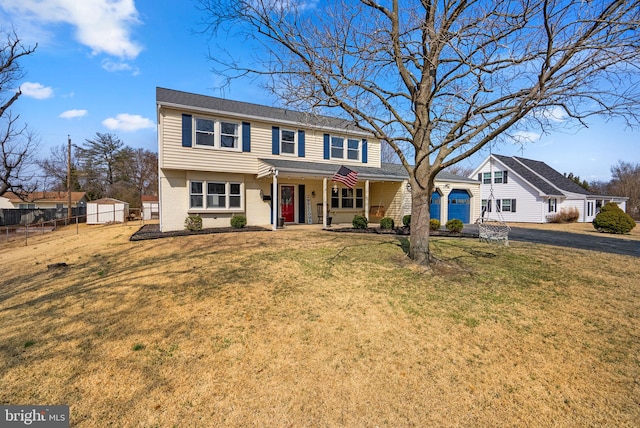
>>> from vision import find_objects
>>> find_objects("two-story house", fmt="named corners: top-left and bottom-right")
top-left (156, 88), bottom-right (480, 232)
top-left (470, 154), bottom-right (628, 223)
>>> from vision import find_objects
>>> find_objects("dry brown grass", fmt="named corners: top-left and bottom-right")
top-left (1, 223), bottom-right (639, 426)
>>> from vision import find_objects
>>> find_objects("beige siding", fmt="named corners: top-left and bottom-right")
top-left (159, 107), bottom-right (381, 173)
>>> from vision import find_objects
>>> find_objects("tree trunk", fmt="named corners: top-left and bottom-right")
top-left (409, 180), bottom-right (436, 265)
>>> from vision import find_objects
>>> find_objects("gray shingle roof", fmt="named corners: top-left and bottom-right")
top-left (494, 155), bottom-right (564, 195)
top-left (494, 154), bottom-right (593, 196)
top-left (513, 156), bottom-right (592, 195)
top-left (260, 159), bottom-right (476, 183)
top-left (157, 87), bottom-right (364, 133)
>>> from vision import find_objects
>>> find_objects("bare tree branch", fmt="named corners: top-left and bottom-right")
top-left (198, 0), bottom-right (640, 264)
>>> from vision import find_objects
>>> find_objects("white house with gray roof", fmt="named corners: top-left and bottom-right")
top-left (156, 87), bottom-right (480, 231)
top-left (470, 154), bottom-right (628, 223)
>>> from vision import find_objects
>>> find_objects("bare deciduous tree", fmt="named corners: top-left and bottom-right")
top-left (0, 28), bottom-right (38, 197)
top-left (609, 161), bottom-right (640, 219)
top-left (199, 0), bottom-right (640, 265)
top-left (38, 144), bottom-right (81, 192)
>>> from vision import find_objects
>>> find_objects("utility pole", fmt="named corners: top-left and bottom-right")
top-left (67, 135), bottom-right (72, 221)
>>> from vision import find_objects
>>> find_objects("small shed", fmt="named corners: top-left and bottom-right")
top-left (141, 195), bottom-right (159, 220)
top-left (87, 198), bottom-right (129, 224)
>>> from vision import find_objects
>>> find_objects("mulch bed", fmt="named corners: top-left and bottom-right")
top-left (130, 224), bottom-right (478, 241)
top-left (328, 226), bottom-right (477, 238)
top-left (129, 224), bottom-right (271, 241)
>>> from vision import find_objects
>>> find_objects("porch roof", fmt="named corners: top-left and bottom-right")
top-left (257, 159), bottom-right (479, 184)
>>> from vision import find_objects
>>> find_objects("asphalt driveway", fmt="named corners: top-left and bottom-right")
top-left (463, 224), bottom-right (640, 257)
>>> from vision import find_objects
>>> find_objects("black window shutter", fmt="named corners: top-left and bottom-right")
top-left (182, 114), bottom-right (192, 147)
top-left (512, 199), bottom-right (516, 212)
top-left (323, 134), bottom-right (330, 159)
top-left (504, 170), bottom-right (508, 184)
top-left (272, 126), bottom-right (280, 155)
top-left (242, 122), bottom-right (251, 152)
top-left (362, 139), bottom-right (368, 163)
top-left (298, 130), bottom-right (305, 157)
top-left (478, 173), bottom-right (482, 182)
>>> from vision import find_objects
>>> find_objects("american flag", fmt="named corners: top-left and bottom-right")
top-left (332, 166), bottom-right (358, 189)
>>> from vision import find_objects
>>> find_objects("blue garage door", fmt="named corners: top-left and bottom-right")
top-left (430, 191), bottom-right (441, 221)
top-left (448, 189), bottom-right (470, 223)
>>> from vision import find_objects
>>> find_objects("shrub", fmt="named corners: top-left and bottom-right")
top-left (546, 207), bottom-right (580, 223)
top-left (429, 219), bottom-right (440, 231)
top-left (184, 215), bottom-right (203, 231)
top-left (402, 214), bottom-right (411, 228)
top-left (446, 219), bottom-right (464, 233)
top-left (380, 217), bottom-right (394, 230)
top-left (230, 214), bottom-right (247, 228)
top-left (592, 202), bottom-right (636, 234)
top-left (352, 215), bottom-right (368, 229)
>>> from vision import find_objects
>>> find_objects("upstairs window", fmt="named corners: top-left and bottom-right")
top-left (482, 172), bottom-right (491, 184)
top-left (195, 118), bottom-right (215, 147)
top-left (331, 136), bottom-right (344, 158)
top-left (494, 171), bottom-right (504, 184)
top-left (347, 139), bottom-right (359, 160)
top-left (281, 129), bottom-right (296, 154)
top-left (220, 122), bottom-right (239, 148)
top-left (194, 117), bottom-right (240, 150)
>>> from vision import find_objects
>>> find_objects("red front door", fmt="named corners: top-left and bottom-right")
top-left (280, 185), bottom-right (295, 223)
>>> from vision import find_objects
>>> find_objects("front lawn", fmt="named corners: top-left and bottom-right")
top-left (1, 225), bottom-right (638, 426)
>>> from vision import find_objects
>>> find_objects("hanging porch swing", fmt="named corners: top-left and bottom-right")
top-left (475, 154), bottom-right (511, 245)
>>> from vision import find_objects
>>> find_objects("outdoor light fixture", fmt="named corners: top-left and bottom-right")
top-left (311, 191), bottom-right (316, 197)
top-left (332, 183), bottom-right (338, 193)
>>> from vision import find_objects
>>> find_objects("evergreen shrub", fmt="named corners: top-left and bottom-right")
top-left (592, 202), bottom-right (636, 234)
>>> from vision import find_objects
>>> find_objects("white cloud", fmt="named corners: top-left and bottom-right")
top-left (541, 106), bottom-right (568, 122)
top-left (101, 59), bottom-right (140, 75)
top-left (511, 131), bottom-right (541, 144)
top-left (20, 82), bottom-right (54, 99)
top-left (59, 109), bottom-right (88, 119)
top-left (2, 0), bottom-right (142, 59)
top-left (102, 114), bottom-right (154, 132)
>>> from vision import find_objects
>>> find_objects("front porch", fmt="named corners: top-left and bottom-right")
top-left (257, 159), bottom-right (411, 231)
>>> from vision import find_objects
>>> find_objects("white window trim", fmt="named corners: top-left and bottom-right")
top-left (280, 128), bottom-right (297, 156)
top-left (193, 116), bottom-right (242, 152)
top-left (188, 180), bottom-right (245, 213)
top-left (330, 135), bottom-right (344, 159)
top-left (347, 138), bottom-right (360, 161)
top-left (330, 186), bottom-right (364, 210)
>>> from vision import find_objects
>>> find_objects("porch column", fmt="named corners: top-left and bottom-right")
top-left (365, 180), bottom-right (370, 221)
top-left (323, 177), bottom-right (327, 228)
top-left (272, 169), bottom-right (278, 231)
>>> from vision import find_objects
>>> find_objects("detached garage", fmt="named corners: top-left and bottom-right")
top-left (87, 198), bottom-right (129, 224)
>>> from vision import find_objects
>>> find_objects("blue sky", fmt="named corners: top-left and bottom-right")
top-left (1, 0), bottom-right (638, 182)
